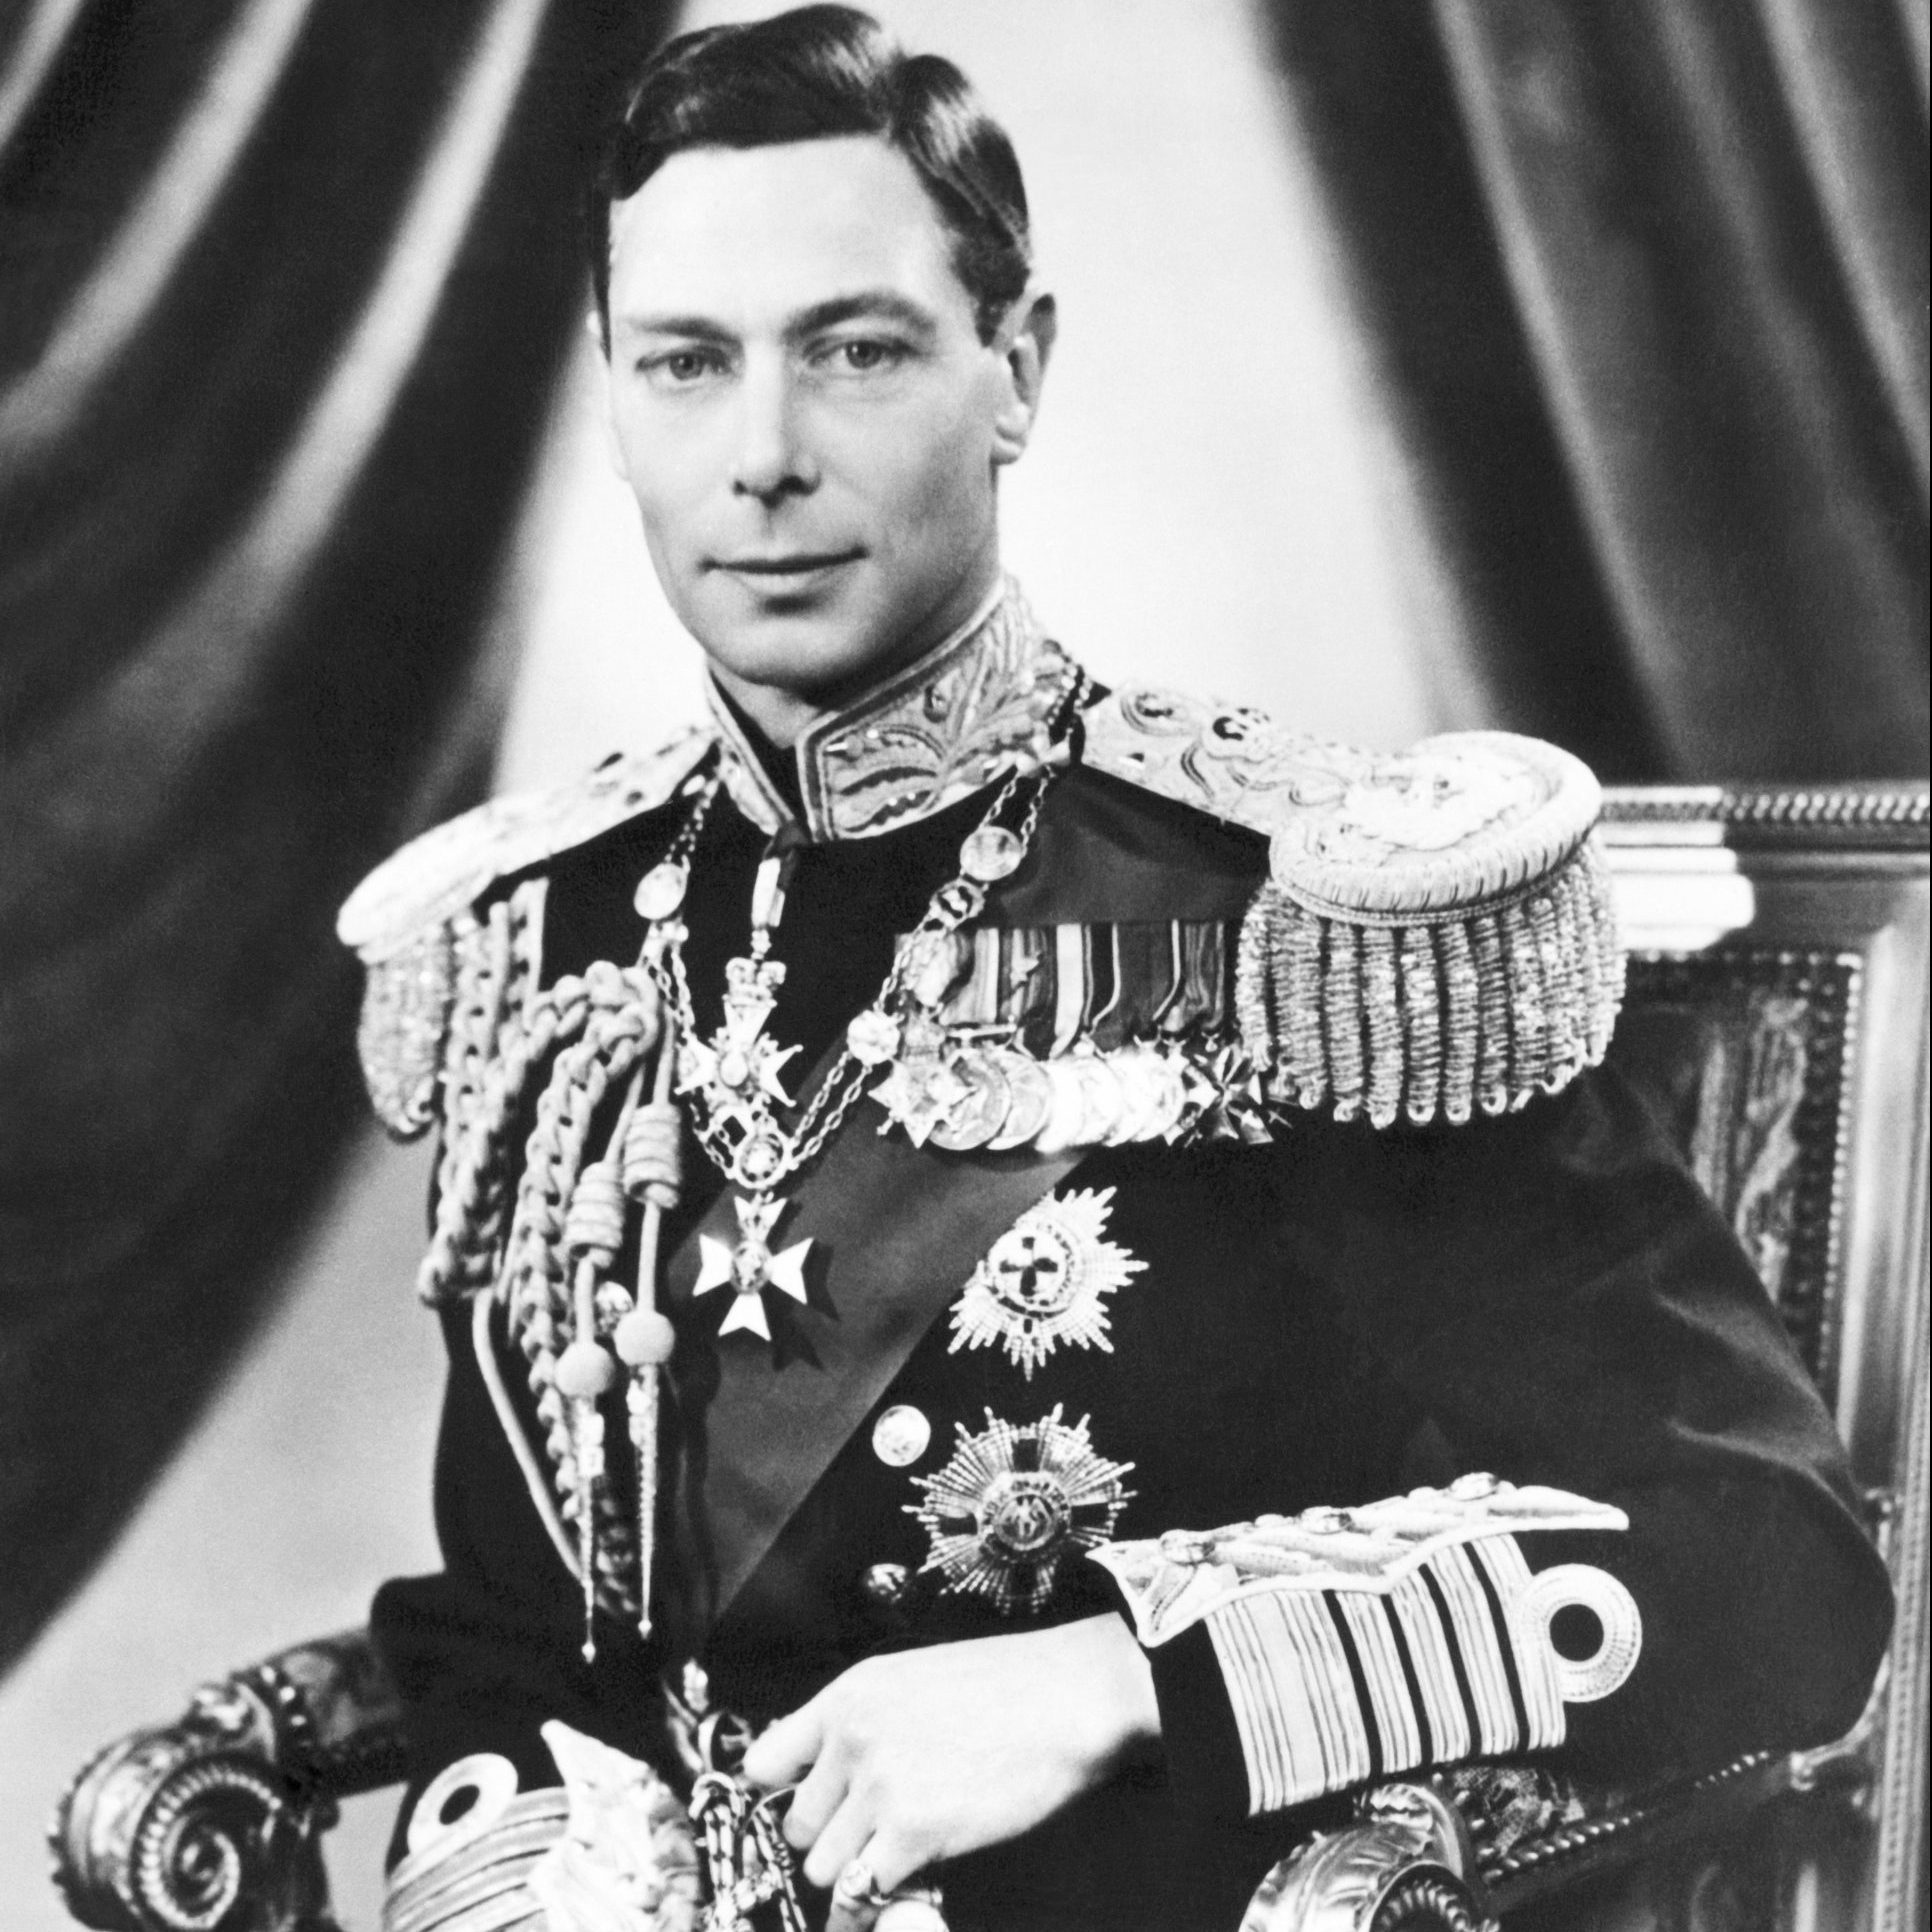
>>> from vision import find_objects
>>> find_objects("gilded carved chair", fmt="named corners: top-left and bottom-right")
top-left (51, 783), bottom-right (1930, 1932)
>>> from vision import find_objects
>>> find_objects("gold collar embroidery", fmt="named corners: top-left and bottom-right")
top-left (705, 577), bottom-right (1082, 842)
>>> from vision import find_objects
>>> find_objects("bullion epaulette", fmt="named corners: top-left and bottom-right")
top-left (337, 729), bottom-right (714, 1137)
top-left (1081, 688), bottom-right (1622, 1126)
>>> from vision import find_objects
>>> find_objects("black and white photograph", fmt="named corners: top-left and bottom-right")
top-left (2, 4), bottom-right (1926, 1930)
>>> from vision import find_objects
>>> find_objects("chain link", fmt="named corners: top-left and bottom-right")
top-left (648, 761), bottom-right (1055, 1197)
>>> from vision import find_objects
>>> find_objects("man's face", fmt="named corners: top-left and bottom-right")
top-left (603, 136), bottom-right (1043, 717)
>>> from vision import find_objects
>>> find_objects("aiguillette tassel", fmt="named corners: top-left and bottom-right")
top-left (616, 1006), bottom-right (682, 1642)
top-left (556, 1075), bottom-right (642, 1662)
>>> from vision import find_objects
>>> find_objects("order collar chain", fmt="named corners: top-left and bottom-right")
top-left (636, 748), bottom-right (1064, 1347)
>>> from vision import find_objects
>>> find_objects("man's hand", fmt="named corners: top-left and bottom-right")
top-left (739, 1612), bottom-right (1160, 1928)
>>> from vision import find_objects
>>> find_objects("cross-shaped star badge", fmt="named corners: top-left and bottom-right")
top-left (693, 1193), bottom-right (813, 1340)
top-left (873, 1053), bottom-right (970, 1147)
top-left (679, 956), bottom-right (799, 1125)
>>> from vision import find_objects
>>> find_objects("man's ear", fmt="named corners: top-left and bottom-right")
top-left (588, 309), bottom-right (629, 480)
top-left (990, 289), bottom-right (1057, 466)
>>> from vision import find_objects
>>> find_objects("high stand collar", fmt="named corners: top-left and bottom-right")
top-left (703, 575), bottom-right (1084, 844)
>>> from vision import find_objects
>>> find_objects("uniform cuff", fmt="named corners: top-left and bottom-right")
top-left (1092, 1478), bottom-right (1642, 1818)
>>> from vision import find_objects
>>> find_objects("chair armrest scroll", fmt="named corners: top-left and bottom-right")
top-left (50, 1627), bottom-right (405, 1932)
top-left (1240, 1782), bottom-right (1494, 1932)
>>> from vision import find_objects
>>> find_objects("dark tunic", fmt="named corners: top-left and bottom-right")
top-left (372, 747), bottom-right (1890, 1932)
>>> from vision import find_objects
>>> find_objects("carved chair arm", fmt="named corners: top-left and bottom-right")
top-left (1241, 1780), bottom-right (1492, 1931)
top-left (1239, 1702), bottom-right (1884, 1932)
top-left (51, 1627), bottom-right (406, 1932)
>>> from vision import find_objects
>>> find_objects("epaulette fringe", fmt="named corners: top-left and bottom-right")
top-left (357, 925), bottom-right (455, 1141)
top-left (356, 878), bottom-right (548, 1142)
top-left (1236, 836), bottom-right (1623, 1127)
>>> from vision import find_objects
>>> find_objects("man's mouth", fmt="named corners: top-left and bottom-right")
top-left (712, 549), bottom-right (864, 583)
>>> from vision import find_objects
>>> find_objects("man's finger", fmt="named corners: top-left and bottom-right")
top-left (779, 1732), bottom-right (851, 1853)
top-left (823, 1832), bottom-right (929, 1932)
top-left (740, 1696), bottom-right (824, 1790)
top-left (824, 1860), bottom-right (882, 1932)
top-left (800, 1786), bottom-right (878, 1893)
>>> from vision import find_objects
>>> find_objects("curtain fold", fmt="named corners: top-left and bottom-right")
top-left (0, 0), bottom-right (668, 1675)
top-left (1267, 0), bottom-right (1928, 781)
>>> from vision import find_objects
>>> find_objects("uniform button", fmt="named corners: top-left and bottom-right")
top-left (862, 1562), bottom-right (911, 1606)
top-left (871, 1404), bottom-right (931, 1467)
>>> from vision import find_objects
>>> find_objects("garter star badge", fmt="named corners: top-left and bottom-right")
top-left (949, 1188), bottom-right (1146, 1379)
top-left (908, 1407), bottom-right (1134, 1614)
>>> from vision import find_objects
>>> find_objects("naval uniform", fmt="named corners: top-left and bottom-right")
top-left (346, 588), bottom-right (1891, 1931)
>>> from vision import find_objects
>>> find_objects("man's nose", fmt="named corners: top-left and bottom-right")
top-left (729, 363), bottom-right (816, 503)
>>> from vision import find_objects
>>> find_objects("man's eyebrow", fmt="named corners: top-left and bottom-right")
top-left (613, 291), bottom-right (940, 343)
top-left (614, 312), bottom-right (737, 342)
top-left (786, 292), bottom-right (939, 338)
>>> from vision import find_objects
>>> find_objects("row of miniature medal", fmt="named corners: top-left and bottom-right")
top-left (875, 1031), bottom-right (1237, 1154)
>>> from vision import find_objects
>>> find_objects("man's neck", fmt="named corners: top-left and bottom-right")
top-left (704, 574), bottom-right (1074, 843)
top-left (707, 565), bottom-right (1006, 750)
top-left (703, 671), bottom-right (828, 753)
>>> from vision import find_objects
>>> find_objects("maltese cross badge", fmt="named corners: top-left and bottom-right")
top-left (693, 1193), bottom-right (812, 1341)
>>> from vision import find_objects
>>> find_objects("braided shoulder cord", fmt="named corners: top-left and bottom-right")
top-left (420, 901), bottom-right (509, 1298)
top-left (497, 961), bottom-right (662, 1620)
top-left (418, 885), bottom-right (577, 1305)
top-left (505, 875), bottom-right (545, 1013)
top-left (443, 885), bottom-right (527, 1135)
top-left (417, 991), bottom-right (580, 1303)
top-left (393, 879), bottom-right (673, 1620)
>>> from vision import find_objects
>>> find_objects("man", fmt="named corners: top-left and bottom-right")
top-left (342, 11), bottom-right (1890, 1929)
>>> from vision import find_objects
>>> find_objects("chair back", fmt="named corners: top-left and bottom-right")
top-left (1601, 782), bottom-right (1928, 1931)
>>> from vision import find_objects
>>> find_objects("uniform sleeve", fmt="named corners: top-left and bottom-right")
top-left (1092, 1065), bottom-right (1894, 1821)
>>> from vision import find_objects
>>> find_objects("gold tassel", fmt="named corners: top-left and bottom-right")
top-left (1398, 926), bottom-right (1442, 1126)
top-left (1324, 922), bottom-right (1365, 1122)
top-left (1469, 909), bottom-right (1512, 1118)
top-left (1436, 919), bottom-right (1479, 1126)
top-left (1362, 928), bottom-right (1402, 1130)
top-left (1284, 895), bottom-right (1326, 1113)
top-left (1500, 894), bottom-right (1548, 1108)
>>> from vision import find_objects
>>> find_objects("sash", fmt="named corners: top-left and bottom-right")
top-left (663, 1087), bottom-right (1083, 1646)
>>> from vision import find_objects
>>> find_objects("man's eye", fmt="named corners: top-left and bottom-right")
top-left (643, 349), bottom-right (721, 385)
top-left (822, 338), bottom-right (904, 373)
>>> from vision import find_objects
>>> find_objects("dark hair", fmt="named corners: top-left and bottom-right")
top-left (587, 6), bottom-right (1031, 344)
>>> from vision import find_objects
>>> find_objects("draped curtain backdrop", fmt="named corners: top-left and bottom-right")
top-left (0, 0), bottom-right (666, 1671)
top-left (0, 0), bottom-right (1926, 1677)
top-left (1267, 0), bottom-right (1928, 778)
